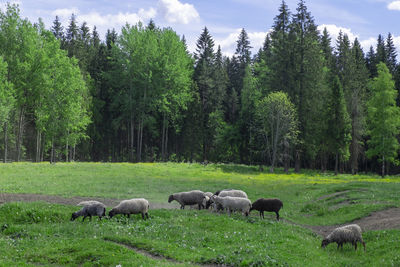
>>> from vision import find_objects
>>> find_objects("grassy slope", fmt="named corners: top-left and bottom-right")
top-left (0, 162), bottom-right (400, 266)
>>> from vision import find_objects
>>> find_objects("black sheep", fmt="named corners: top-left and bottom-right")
top-left (249, 198), bottom-right (283, 220)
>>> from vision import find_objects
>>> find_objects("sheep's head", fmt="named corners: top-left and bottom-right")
top-left (70, 212), bottom-right (78, 221)
top-left (321, 239), bottom-right (330, 248)
top-left (168, 195), bottom-right (174, 203)
top-left (108, 209), bottom-right (116, 218)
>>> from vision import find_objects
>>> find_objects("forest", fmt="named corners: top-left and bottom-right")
top-left (0, 1), bottom-right (399, 176)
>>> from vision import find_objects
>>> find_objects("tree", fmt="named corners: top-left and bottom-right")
top-left (193, 27), bottom-right (217, 161)
top-left (326, 76), bottom-right (351, 175)
top-left (347, 39), bottom-right (369, 174)
top-left (386, 33), bottom-right (397, 74)
top-left (0, 57), bottom-right (14, 163)
top-left (366, 63), bottom-right (400, 177)
top-left (254, 92), bottom-right (298, 173)
top-left (51, 16), bottom-right (64, 45)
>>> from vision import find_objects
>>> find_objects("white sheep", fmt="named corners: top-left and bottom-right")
top-left (108, 198), bottom-right (149, 220)
top-left (77, 200), bottom-right (105, 207)
top-left (71, 202), bottom-right (106, 222)
top-left (168, 190), bottom-right (206, 209)
top-left (212, 195), bottom-right (252, 216)
top-left (219, 189), bottom-right (248, 199)
top-left (321, 224), bottom-right (366, 251)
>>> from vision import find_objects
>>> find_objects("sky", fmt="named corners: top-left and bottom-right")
top-left (1, 0), bottom-right (399, 57)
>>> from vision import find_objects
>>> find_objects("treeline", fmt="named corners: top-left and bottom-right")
top-left (1, 2), bottom-right (400, 176)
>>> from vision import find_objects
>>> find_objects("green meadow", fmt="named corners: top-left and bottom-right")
top-left (0, 162), bottom-right (400, 266)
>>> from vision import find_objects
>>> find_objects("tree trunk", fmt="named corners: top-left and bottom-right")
top-left (16, 106), bottom-right (25, 162)
top-left (36, 129), bottom-right (41, 162)
top-left (3, 122), bottom-right (8, 163)
top-left (335, 152), bottom-right (339, 176)
top-left (161, 113), bottom-right (166, 161)
top-left (130, 116), bottom-right (134, 162)
top-left (65, 135), bottom-right (69, 162)
top-left (283, 139), bottom-right (289, 173)
top-left (295, 150), bottom-right (300, 173)
top-left (73, 145), bottom-right (76, 161)
top-left (382, 155), bottom-right (385, 177)
top-left (50, 138), bottom-right (55, 164)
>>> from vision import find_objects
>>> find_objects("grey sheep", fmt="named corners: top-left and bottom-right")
top-left (249, 198), bottom-right (283, 220)
top-left (212, 195), bottom-right (251, 216)
top-left (71, 202), bottom-right (106, 222)
top-left (321, 224), bottom-right (366, 251)
top-left (204, 192), bottom-right (214, 209)
top-left (108, 198), bottom-right (149, 220)
top-left (168, 190), bottom-right (206, 210)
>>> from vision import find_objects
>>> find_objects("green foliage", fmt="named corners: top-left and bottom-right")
top-left (326, 76), bottom-right (351, 166)
top-left (366, 63), bottom-right (400, 175)
top-left (254, 92), bottom-right (299, 172)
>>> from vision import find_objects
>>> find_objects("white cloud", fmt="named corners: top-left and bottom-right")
top-left (51, 8), bottom-right (80, 19)
top-left (157, 0), bottom-right (199, 24)
top-left (360, 37), bottom-right (377, 51)
top-left (388, 1), bottom-right (400, 10)
top-left (214, 28), bottom-right (269, 57)
top-left (318, 24), bottom-right (359, 44)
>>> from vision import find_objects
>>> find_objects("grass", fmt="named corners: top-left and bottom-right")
top-left (0, 162), bottom-right (400, 266)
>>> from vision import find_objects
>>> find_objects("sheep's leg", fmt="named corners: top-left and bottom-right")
top-left (362, 241), bottom-right (366, 251)
top-left (141, 213), bottom-right (145, 220)
top-left (198, 204), bottom-right (201, 210)
top-left (145, 212), bottom-right (149, 219)
top-left (275, 212), bottom-right (280, 221)
top-left (354, 242), bottom-right (357, 250)
top-left (262, 211), bottom-right (265, 219)
top-left (82, 216), bottom-right (86, 222)
top-left (89, 216), bottom-right (92, 221)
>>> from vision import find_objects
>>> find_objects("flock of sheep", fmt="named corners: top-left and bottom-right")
top-left (71, 189), bottom-right (365, 252)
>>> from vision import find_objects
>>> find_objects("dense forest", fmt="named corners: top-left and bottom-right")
top-left (0, 1), bottom-right (400, 176)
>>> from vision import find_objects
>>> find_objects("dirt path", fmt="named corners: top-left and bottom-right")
top-left (104, 239), bottom-right (221, 267)
top-left (1, 192), bottom-right (400, 236)
top-left (0, 192), bottom-right (179, 209)
top-left (297, 207), bottom-right (400, 237)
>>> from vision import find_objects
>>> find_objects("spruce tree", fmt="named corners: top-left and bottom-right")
top-left (386, 33), bottom-right (397, 74)
top-left (376, 34), bottom-right (386, 64)
top-left (366, 46), bottom-right (377, 77)
top-left (51, 16), bottom-right (64, 44)
top-left (326, 76), bottom-right (351, 175)
top-left (194, 27), bottom-right (217, 161)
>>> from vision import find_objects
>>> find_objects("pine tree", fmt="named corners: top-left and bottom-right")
top-left (376, 34), bottom-right (386, 64)
top-left (326, 76), bottom-right (351, 175)
top-left (320, 27), bottom-right (334, 69)
top-left (348, 38), bottom-right (369, 174)
top-left (366, 46), bottom-right (377, 77)
top-left (65, 14), bottom-right (79, 58)
top-left (366, 63), bottom-right (400, 177)
top-left (291, 0), bottom-right (327, 170)
top-left (269, 0), bottom-right (291, 94)
top-left (51, 16), bottom-right (64, 44)
top-left (194, 27), bottom-right (217, 161)
top-left (386, 33), bottom-right (397, 74)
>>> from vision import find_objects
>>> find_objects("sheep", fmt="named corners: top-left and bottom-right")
top-left (249, 198), bottom-right (283, 220)
top-left (321, 224), bottom-right (366, 251)
top-left (219, 189), bottom-right (248, 199)
top-left (77, 200), bottom-right (105, 207)
top-left (108, 198), bottom-right (149, 220)
top-left (71, 202), bottom-right (106, 222)
top-left (168, 190), bottom-right (206, 210)
top-left (204, 192), bottom-right (214, 209)
top-left (211, 195), bottom-right (251, 216)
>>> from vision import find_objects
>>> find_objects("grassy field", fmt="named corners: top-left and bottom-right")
top-left (0, 162), bottom-right (400, 266)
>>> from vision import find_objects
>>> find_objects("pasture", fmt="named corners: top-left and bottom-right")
top-left (0, 162), bottom-right (400, 266)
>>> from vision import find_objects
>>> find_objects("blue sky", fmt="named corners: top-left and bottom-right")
top-left (2, 0), bottom-right (399, 57)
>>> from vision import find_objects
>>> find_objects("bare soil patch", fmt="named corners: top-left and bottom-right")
top-left (0, 192), bottom-right (178, 209)
top-left (305, 207), bottom-right (400, 237)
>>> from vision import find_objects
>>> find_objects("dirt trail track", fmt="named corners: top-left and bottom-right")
top-left (1, 192), bottom-right (400, 235)
top-left (0, 192), bottom-right (179, 209)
